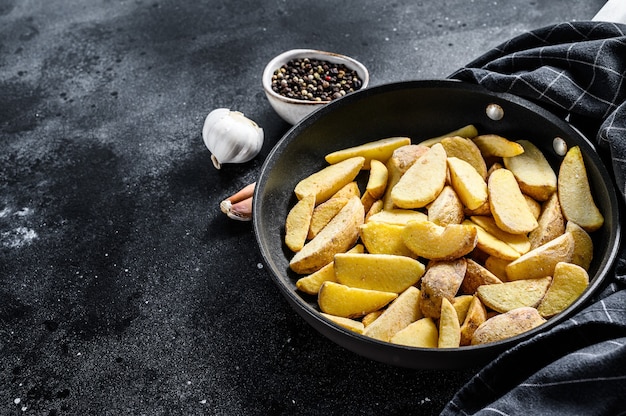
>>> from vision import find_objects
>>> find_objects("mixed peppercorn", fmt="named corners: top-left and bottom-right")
top-left (271, 57), bottom-right (363, 102)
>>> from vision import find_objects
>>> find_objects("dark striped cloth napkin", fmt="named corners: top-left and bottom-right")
top-left (441, 21), bottom-right (626, 415)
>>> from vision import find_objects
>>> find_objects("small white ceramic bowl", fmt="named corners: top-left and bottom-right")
top-left (262, 49), bottom-right (370, 125)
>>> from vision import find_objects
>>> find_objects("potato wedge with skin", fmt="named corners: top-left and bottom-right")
top-left (477, 276), bottom-right (552, 313)
top-left (472, 134), bottom-right (525, 158)
top-left (391, 143), bottom-right (448, 209)
top-left (464, 219), bottom-right (521, 261)
top-left (524, 194), bottom-right (542, 220)
top-left (438, 297), bottom-right (461, 348)
top-left (447, 157), bottom-right (489, 210)
top-left (294, 156), bottom-right (365, 203)
top-left (382, 145), bottom-right (430, 210)
top-left (536, 262), bottom-right (589, 318)
top-left (453, 295), bottom-right (474, 324)
top-left (362, 310), bottom-right (383, 327)
top-left (488, 168), bottom-right (538, 234)
top-left (566, 221), bottom-right (594, 270)
top-left (503, 140), bottom-right (557, 201)
top-left (419, 259), bottom-right (467, 319)
top-left (363, 286), bottom-right (422, 342)
top-left (295, 244), bottom-right (364, 295)
top-left (325, 137), bottom-right (411, 169)
top-left (365, 199), bottom-right (383, 222)
top-left (290, 196), bottom-right (364, 274)
top-left (505, 232), bottom-right (575, 281)
top-left (469, 216), bottom-right (530, 255)
top-left (285, 194), bottom-right (316, 252)
top-left (307, 197), bottom-right (348, 240)
top-left (321, 313), bottom-right (365, 334)
top-left (428, 186), bottom-right (465, 226)
top-left (318, 281), bottom-right (397, 319)
top-left (360, 191), bottom-right (378, 214)
top-left (367, 209), bottom-right (428, 225)
top-left (334, 253), bottom-right (425, 293)
top-left (484, 256), bottom-right (511, 281)
top-left (418, 124), bottom-right (479, 147)
top-left (365, 159), bottom-right (388, 199)
top-left (558, 146), bottom-right (604, 232)
top-left (360, 221), bottom-right (417, 258)
top-left (441, 136), bottom-right (488, 179)
top-left (528, 192), bottom-right (565, 250)
top-left (390, 317), bottom-right (439, 348)
top-left (461, 258), bottom-right (503, 294)
top-left (333, 181), bottom-right (361, 199)
top-left (471, 307), bottom-right (546, 345)
top-left (460, 295), bottom-right (487, 346)
top-left (403, 220), bottom-right (477, 261)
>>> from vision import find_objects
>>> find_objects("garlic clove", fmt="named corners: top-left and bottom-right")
top-left (220, 182), bottom-right (255, 221)
top-left (202, 109), bottom-right (264, 169)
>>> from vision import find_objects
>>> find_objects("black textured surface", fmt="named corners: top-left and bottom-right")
top-left (0, 1), bottom-right (606, 414)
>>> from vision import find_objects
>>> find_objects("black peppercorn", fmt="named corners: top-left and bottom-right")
top-left (271, 57), bottom-right (362, 102)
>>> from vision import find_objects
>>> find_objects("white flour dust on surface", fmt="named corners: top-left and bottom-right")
top-left (0, 206), bottom-right (39, 248)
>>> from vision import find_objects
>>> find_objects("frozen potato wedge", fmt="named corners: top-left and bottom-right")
top-left (447, 157), bottom-right (489, 210)
top-left (471, 307), bottom-right (546, 345)
top-left (484, 256), bottom-right (511, 281)
top-left (382, 144), bottom-right (430, 209)
top-left (438, 297), bottom-right (461, 348)
top-left (488, 168), bottom-right (538, 235)
top-left (307, 196), bottom-right (348, 239)
top-left (472, 134), bottom-right (525, 158)
top-left (318, 281), bottom-right (397, 318)
top-left (365, 199), bottom-right (384, 221)
top-left (333, 181), bottom-right (361, 199)
top-left (460, 295), bottom-right (487, 346)
top-left (362, 310), bottom-right (383, 327)
top-left (359, 221), bottom-right (416, 258)
top-left (428, 186), bottom-right (465, 226)
top-left (461, 258), bottom-right (503, 294)
top-left (321, 313), bottom-right (365, 334)
top-left (295, 244), bottom-right (364, 295)
top-left (565, 221), bottom-right (594, 270)
top-left (505, 232), bottom-right (575, 281)
top-left (290, 196), bottom-right (364, 274)
top-left (464, 219), bottom-right (521, 261)
top-left (363, 286), bottom-right (422, 342)
top-left (285, 194), bottom-right (316, 252)
top-left (503, 140), bottom-right (557, 201)
top-left (325, 137), bottom-right (411, 169)
top-left (334, 253), bottom-right (425, 293)
top-left (419, 259), bottom-right (467, 319)
top-left (536, 262), bottom-right (589, 318)
top-left (391, 143), bottom-right (447, 209)
top-left (390, 317), bottom-right (439, 348)
top-left (403, 220), bottom-right (477, 261)
top-left (365, 159), bottom-right (388, 199)
top-left (558, 146), bottom-right (604, 232)
top-left (418, 124), bottom-right (479, 147)
top-left (477, 276), bottom-right (552, 313)
top-left (528, 192), bottom-right (565, 250)
top-left (294, 156), bottom-right (365, 203)
top-left (469, 215), bottom-right (530, 255)
top-left (367, 209), bottom-right (428, 225)
top-left (453, 294), bottom-right (474, 324)
top-left (441, 136), bottom-right (488, 179)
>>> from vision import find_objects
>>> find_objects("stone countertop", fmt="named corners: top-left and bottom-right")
top-left (0, 1), bottom-right (606, 414)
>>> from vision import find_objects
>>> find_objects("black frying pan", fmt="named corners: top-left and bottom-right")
top-left (253, 80), bottom-right (621, 369)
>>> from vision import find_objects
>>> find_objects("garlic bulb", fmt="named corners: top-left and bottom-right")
top-left (202, 108), bottom-right (264, 169)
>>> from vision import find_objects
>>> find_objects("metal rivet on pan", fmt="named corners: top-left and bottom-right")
top-left (553, 137), bottom-right (568, 156)
top-left (486, 103), bottom-right (504, 121)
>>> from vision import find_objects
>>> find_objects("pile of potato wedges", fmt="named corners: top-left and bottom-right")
top-left (284, 125), bottom-right (603, 348)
